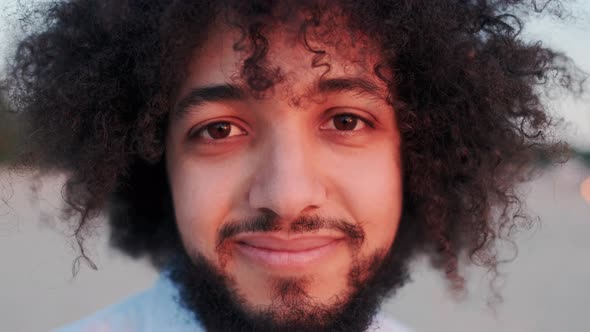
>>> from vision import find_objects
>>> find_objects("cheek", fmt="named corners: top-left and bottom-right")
top-left (329, 143), bottom-right (402, 251)
top-left (167, 157), bottom-right (244, 259)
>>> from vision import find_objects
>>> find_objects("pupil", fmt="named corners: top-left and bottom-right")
top-left (334, 114), bottom-right (357, 131)
top-left (207, 122), bottom-right (231, 139)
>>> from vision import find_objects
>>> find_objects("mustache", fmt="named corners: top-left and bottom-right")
top-left (217, 211), bottom-right (365, 249)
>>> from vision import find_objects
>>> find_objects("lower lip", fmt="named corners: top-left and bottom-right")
top-left (235, 239), bottom-right (344, 269)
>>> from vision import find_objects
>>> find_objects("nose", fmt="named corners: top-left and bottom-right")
top-left (248, 128), bottom-right (327, 221)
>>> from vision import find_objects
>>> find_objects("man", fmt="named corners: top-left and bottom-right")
top-left (4, 0), bottom-right (580, 331)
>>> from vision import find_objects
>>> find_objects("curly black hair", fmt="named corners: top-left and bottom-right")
top-left (4, 0), bottom-right (585, 291)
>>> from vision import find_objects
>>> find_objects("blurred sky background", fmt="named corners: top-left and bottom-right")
top-left (0, 1), bottom-right (589, 332)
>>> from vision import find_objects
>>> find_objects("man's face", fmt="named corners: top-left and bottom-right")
top-left (165, 23), bottom-right (403, 328)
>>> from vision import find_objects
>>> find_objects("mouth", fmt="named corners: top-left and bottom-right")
top-left (232, 233), bottom-right (345, 269)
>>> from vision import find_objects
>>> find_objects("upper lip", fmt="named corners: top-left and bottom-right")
top-left (233, 233), bottom-right (344, 252)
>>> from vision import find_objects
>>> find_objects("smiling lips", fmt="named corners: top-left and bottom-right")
top-left (234, 234), bottom-right (345, 269)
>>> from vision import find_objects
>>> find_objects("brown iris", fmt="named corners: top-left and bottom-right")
top-left (207, 122), bottom-right (232, 139)
top-left (333, 114), bottom-right (359, 131)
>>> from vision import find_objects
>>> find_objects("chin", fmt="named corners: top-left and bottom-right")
top-left (168, 238), bottom-right (411, 332)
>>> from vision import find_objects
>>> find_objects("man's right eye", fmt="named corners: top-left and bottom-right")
top-left (188, 121), bottom-right (247, 141)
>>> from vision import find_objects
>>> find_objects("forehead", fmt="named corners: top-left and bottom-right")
top-left (178, 23), bottom-right (384, 102)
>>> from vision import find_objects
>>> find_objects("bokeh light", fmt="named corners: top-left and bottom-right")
top-left (581, 176), bottom-right (590, 204)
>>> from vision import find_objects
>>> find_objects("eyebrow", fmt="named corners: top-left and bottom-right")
top-left (173, 84), bottom-right (246, 121)
top-left (316, 77), bottom-right (383, 99)
top-left (172, 77), bottom-right (384, 122)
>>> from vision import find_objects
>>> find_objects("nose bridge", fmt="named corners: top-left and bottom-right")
top-left (248, 121), bottom-right (326, 220)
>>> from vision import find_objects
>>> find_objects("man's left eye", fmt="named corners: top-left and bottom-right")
top-left (321, 113), bottom-right (372, 131)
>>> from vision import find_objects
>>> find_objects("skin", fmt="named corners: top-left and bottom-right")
top-left (165, 24), bottom-right (404, 314)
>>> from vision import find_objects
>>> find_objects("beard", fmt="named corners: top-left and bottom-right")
top-left (168, 214), bottom-right (415, 332)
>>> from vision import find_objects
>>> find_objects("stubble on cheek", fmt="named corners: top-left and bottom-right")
top-left (215, 239), bottom-right (236, 270)
top-left (348, 247), bottom-right (390, 289)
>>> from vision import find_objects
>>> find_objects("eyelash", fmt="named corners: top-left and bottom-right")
top-left (188, 113), bottom-right (375, 143)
